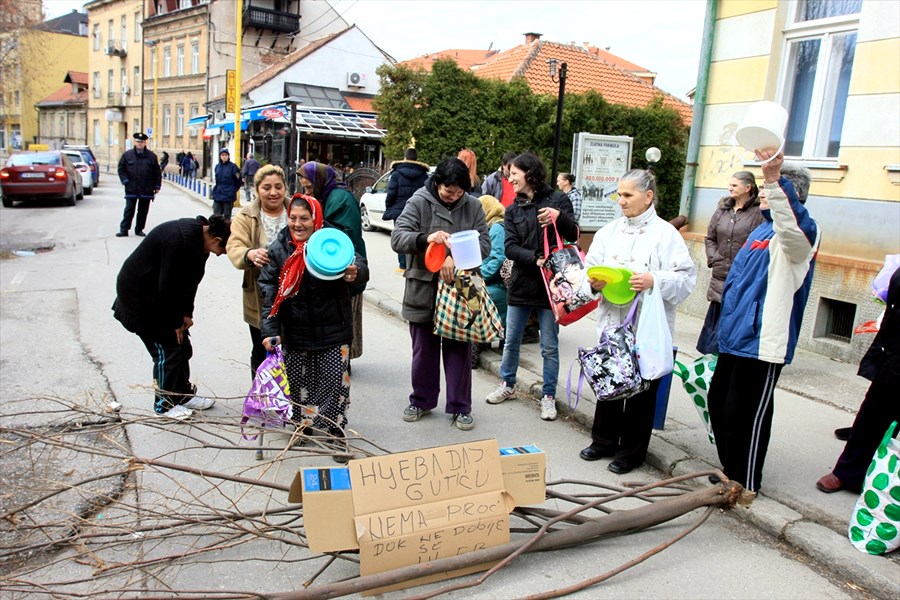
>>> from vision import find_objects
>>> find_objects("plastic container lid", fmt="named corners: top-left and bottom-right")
top-left (425, 242), bottom-right (446, 272)
top-left (586, 266), bottom-right (623, 285)
top-left (304, 228), bottom-right (354, 278)
top-left (602, 267), bottom-right (637, 305)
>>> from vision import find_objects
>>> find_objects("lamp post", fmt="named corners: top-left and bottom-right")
top-left (645, 146), bottom-right (661, 174)
top-left (548, 58), bottom-right (567, 185)
top-left (144, 40), bottom-right (159, 142)
top-left (284, 96), bottom-right (304, 194)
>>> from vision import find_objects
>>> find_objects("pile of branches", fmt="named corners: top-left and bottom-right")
top-left (0, 395), bottom-right (746, 599)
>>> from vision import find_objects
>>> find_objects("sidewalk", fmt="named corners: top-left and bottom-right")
top-left (169, 180), bottom-right (899, 597)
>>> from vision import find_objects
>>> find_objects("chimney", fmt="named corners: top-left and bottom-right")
top-left (524, 32), bottom-right (542, 44)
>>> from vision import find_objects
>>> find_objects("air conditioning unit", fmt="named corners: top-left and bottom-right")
top-left (122, 84), bottom-right (131, 95)
top-left (347, 72), bottom-right (366, 88)
top-left (103, 46), bottom-right (113, 55)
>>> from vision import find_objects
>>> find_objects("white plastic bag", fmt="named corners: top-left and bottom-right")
top-left (635, 288), bottom-right (673, 380)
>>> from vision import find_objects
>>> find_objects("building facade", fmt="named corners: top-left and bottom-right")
top-left (35, 72), bottom-right (90, 147)
top-left (84, 0), bottom-right (144, 168)
top-left (683, 0), bottom-right (900, 363)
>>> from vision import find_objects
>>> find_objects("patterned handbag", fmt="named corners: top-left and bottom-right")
top-left (541, 220), bottom-right (598, 326)
top-left (566, 298), bottom-right (648, 407)
top-left (433, 271), bottom-right (504, 344)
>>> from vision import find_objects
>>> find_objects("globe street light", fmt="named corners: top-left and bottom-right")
top-left (645, 146), bottom-right (661, 174)
top-left (144, 40), bottom-right (159, 141)
top-left (548, 58), bottom-right (568, 185)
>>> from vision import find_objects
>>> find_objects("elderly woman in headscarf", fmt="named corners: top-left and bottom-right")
top-left (472, 194), bottom-right (508, 369)
top-left (299, 162), bottom-right (367, 361)
top-left (258, 194), bottom-right (369, 462)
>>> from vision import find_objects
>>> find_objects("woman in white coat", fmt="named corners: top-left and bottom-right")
top-left (579, 169), bottom-right (696, 474)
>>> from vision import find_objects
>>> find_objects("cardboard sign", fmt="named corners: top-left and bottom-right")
top-left (499, 445), bottom-right (547, 506)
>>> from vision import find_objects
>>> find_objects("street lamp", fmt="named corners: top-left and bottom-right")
top-left (548, 58), bottom-right (568, 185)
top-left (645, 146), bottom-right (661, 174)
top-left (144, 40), bottom-right (159, 142)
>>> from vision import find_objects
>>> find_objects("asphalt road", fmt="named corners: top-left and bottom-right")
top-left (0, 181), bottom-right (867, 598)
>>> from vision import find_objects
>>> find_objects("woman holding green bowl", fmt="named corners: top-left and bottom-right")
top-left (579, 169), bottom-right (696, 475)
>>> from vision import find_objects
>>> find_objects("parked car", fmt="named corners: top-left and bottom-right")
top-left (62, 145), bottom-right (99, 186)
top-left (62, 151), bottom-right (93, 195)
top-left (1, 151), bottom-right (82, 207)
top-left (359, 166), bottom-right (434, 233)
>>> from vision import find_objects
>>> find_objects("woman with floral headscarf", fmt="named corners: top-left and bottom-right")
top-left (299, 162), bottom-right (367, 360)
top-left (258, 194), bottom-right (369, 462)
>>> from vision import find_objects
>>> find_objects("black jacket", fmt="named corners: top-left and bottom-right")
top-left (117, 148), bottom-right (162, 198)
top-left (258, 225), bottom-right (370, 352)
top-left (212, 160), bottom-right (243, 202)
top-left (112, 216), bottom-right (209, 335)
top-left (504, 185), bottom-right (577, 307)
top-left (384, 160), bottom-right (429, 221)
top-left (859, 268), bottom-right (900, 384)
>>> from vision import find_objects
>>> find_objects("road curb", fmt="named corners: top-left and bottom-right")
top-left (361, 288), bottom-right (899, 598)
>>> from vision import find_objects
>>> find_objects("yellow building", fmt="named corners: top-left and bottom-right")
top-left (84, 0), bottom-right (144, 169)
top-left (0, 19), bottom-right (87, 152)
top-left (684, 0), bottom-right (900, 362)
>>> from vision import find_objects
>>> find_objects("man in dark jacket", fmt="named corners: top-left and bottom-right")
top-left (384, 147), bottom-right (429, 271)
top-left (241, 152), bottom-right (260, 204)
top-left (116, 132), bottom-right (162, 237)
top-left (211, 148), bottom-right (242, 219)
top-left (112, 215), bottom-right (231, 420)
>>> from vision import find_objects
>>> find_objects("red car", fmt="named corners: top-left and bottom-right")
top-left (1, 151), bottom-right (83, 208)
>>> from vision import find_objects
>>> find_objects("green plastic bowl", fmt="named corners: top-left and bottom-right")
top-left (602, 268), bottom-right (637, 305)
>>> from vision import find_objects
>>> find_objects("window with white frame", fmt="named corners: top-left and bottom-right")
top-left (121, 68), bottom-right (127, 94)
top-left (780, 0), bottom-right (861, 159)
top-left (177, 45), bottom-right (184, 76)
top-left (191, 42), bottom-right (199, 74)
top-left (107, 20), bottom-right (113, 45)
top-left (176, 105), bottom-right (185, 135)
top-left (92, 24), bottom-right (100, 51)
top-left (163, 105), bottom-right (171, 135)
top-left (134, 12), bottom-right (140, 42)
top-left (120, 16), bottom-right (127, 47)
top-left (189, 104), bottom-right (199, 136)
top-left (151, 49), bottom-right (157, 77)
top-left (134, 66), bottom-right (140, 95)
top-left (163, 47), bottom-right (171, 77)
top-left (93, 72), bottom-right (100, 98)
top-left (107, 70), bottom-right (114, 97)
top-left (93, 119), bottom-right (101, 146)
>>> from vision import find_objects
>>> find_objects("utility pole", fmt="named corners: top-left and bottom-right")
top-left (232, 2), bottom-right (242, 207)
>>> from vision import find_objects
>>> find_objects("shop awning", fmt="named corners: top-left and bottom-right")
top-left (292, 108), bottom-right (385, 139)
top-left (202, 125), bottom-right (221, 139)
top-left (187, 115), bottom-right (209, 128)
top-left (222, 120), bottom-right (249, 132)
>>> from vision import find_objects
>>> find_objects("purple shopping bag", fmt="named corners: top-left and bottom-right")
top-left (240, 347), bottom-right (293, 439)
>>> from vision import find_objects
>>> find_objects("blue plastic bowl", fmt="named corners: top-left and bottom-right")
top-left (305, 228), bottom-right (354, 279)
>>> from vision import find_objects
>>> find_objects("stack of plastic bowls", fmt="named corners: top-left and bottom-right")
top-left (304, 228), bottom-right (355, 280)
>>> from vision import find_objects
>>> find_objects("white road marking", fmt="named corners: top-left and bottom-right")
top-left (11, 271), bottom-right (26, 285)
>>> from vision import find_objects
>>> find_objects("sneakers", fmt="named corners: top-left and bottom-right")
top-left (453, 413), bottom-right (475, 431)
top-left (183, 395), bottom-right (215, 410)
top-left (485, 381), bottom-right (516, 404)
top-left (159, 404), bottom-right (193, 420)
top-left (402, 405), bottom-right (431, 422)
top-left (540, 395), bottom-right (557, 421)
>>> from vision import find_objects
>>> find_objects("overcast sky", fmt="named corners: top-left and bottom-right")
top-left (44, 0), bottom-right (707, 100)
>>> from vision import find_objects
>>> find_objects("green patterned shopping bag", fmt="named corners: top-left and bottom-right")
top-left (848, 421), bottom-right (900, 555)
top-left (673, 355), bottom-right (717, 444)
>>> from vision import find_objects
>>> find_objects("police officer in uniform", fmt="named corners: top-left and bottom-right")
top-left (116, 132), bottom-right (162, 237)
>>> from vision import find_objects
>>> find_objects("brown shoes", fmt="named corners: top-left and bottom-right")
top-left (816, 472), bottom-right (844, 493)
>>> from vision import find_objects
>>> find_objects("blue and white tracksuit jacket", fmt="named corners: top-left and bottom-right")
top-left (717, 176), bottom-right (820, 365)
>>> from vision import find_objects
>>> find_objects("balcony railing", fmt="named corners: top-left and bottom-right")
top-left (243, 5), bottom-right (300, 33)
top-left (105, 40), bottom-right (127, 57)
top-left (106, 92), bottom-right (126, 107)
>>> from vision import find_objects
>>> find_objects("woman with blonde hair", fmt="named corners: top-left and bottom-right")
top-left (457, 148), bottom-right (483, 195)
top-left (226, 164), bottom-right (290, 378)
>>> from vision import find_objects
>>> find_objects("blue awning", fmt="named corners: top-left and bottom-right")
top-left (187, 115), bottom-right (209, 128)
top-left (222, 120), bottom-right (249, 132)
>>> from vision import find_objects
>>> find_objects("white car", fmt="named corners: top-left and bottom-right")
top-left (63, 151), bottom-right (93, 195)
top-left (359, 171), bottom-right (394, 233)
top-left (359, 166), bottom-right (434, 233)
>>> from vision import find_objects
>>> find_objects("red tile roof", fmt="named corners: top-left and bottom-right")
top-left (36, 84), bottom-right (88, 106)
top-left (474, 40), bottom-right (692, 124)
top-left (344, 95), bottom-right (375, 112)
top-left (400, 49), bottom-right (499, 71)
top-left (65, 71), bottom-right (88, 85)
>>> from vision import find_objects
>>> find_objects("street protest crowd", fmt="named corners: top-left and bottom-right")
top-left (109, 136), bottom-right (898, 546)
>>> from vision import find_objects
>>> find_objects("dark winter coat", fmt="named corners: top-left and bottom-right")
top-left (383, 159), bottom-right (429, 221)
top-left (258, 225), bottom-right (370, 352)
top-left (112, 216), bottom-right (209, 335)
top-left (858, 268), bottom-right (900, 384)
top-left (117, 148), bottom-right (162, 198)
top-left (212, 160), bottom-right (242, 202)
top-left (504, 185), bottom-right (577, 308)
top-left (241, 157), bottom-right (260, 185)
top-left (704, 197), bottom-right (764, 302)
top-left (390, 179), bottom-right (490, 323)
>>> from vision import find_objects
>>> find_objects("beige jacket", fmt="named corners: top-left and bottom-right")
top-left (225, 199), bottom-right (287, 327)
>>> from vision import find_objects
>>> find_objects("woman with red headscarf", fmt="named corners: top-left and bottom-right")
top-left (258, 194), bottom-right (369, 461)
top-left (299, 161), bottom-right (367, 360)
